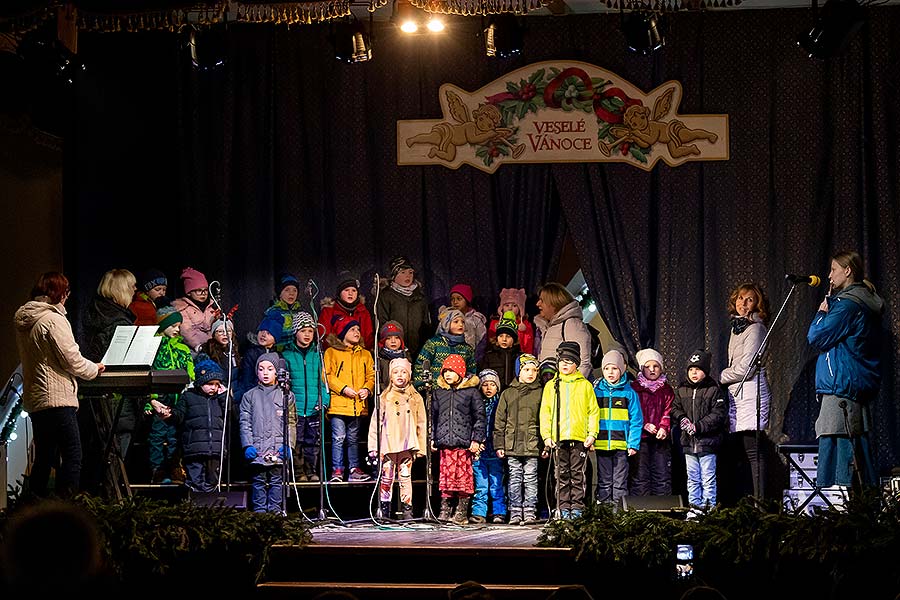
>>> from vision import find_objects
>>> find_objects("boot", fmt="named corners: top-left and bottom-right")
top-left (522, 508), bottom-right (538, 525)
top-left (438, 498), bottom-right (453, 521)
top-left (306, 462), bottom-right (319, 482)
top-left (452, 497), bottom-right (471, 526)
top-left (401, 503), bottom-right (414, 521)
top-left (380, 501), bottom-right (392, 519)
top-left (469, 514), bottom-right (486, 525)
top-left (509, 508), bottom-right (523, 525)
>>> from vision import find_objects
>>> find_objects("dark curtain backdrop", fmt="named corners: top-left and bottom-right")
top-left (64, 8), bottom-right (900, 474)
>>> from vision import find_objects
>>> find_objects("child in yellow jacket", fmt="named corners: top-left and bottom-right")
top-left (325, 316), bottom-right (375, 482)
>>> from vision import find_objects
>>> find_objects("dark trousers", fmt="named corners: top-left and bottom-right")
top-left (294, 414), bottom-right (321, 472)
top-left (185, 455), bottom-right (222, 493)
top-left (630, 437), bottom-right (672, 496)
top-left (554, 441), bottom-right (588, 512)
top-left (596, 449), bottom-right (629, 505)
top-left (29, 407), bottom-right (82, 497)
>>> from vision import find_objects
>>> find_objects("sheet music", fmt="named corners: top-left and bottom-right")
top-left (101, 326), bottom-right (161, 366)
top-left (122, 326), bottom-right (163, 365)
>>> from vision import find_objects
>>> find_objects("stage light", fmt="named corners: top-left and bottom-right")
top-left (621, 10), bottom-right (666, 55)
top-left (20, 411), bottom-right (28, 419)
top-left (484, 15), bottom-right (523, 58)
top-left (333, 17), bottom-right (373, 63)
top-left (797, 0), bottom-right (866, 59)
top-left (184, 24), bottom-right (227, 71)
top-left (395, 0), bottom-right (420, 33)
top-left (427, 16), bottom-right (445, 32)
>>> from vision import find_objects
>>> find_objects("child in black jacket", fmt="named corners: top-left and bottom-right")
top-left (671, 350), bottom-right (727, 515)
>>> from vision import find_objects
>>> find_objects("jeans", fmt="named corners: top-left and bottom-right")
top-left (508, 456), bottom-right (538, 511)
top-left (250, 464), bottom-right (284, 513)
top-left (29, 406), bottom-right (82, 497)
top-left (472, 457), bottom-right (507, 517)
top-left (330, 415), bottom-right (360, 472)
top-left (685, 452), bottom-right (717, 508)
top-left (596, 449), bottom-right (629, 505)
top-left (817, 434), bottom-right (876, 487)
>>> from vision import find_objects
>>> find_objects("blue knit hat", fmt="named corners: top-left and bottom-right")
top-left (194, 354), bottom-right (225, 387)
top-left (276, 273), bottom-right (300, 296)
top-left (257, 316), bottom-right (283, 340)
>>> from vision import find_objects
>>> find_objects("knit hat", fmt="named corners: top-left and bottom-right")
top-left (440, 354), bottom-right (467, 380)
top-left (497, 288), bottom-right (527, 321)
top-left (257, 315), bottom-right (283, 340)
top-left (556, 341), bottom-right (581, 364)
top-left (333, 315), bottom-right (361, 341)
top-left (515, 353), bottom-right (539, 377)
top-left (636, 348), bottom-right (664, 370)
top-left (389, 255), bottom-right (414, 279)
top-left (379, 320), bottom-right (405, 346)
top-left (276, 273), bottom-right (300, 296)
top-left (156, 306), bottom-right (183, 332)
top-left (449, 283), bottom-right (473, 305)
top-left (495, 310), bottom-right (519, 341)
top-left (180, 267), bottom-right (208, 293)
top-left (210, 318), bottom-right (233, 335)
top-left (602, 350), bottom-right (626, 373)
top-left (478, 369), bottom-right (500, 388)
top-left (389, 357), bottom-right (412, 377)
top-left (336, 271), bottom-right (360, 296)
top-left (293, 311), bottom-right (316, 332)
top-left (257, 351), bottom-right (280, 370)
top-left (138, 268), bottom-right (167, 293)
top-left (686, 349), bottom-right (712, 377)
top-left (194, 354), bottom-right (225, 386)
top-left (438, 308), bottom-right (465, 334)
top-left (539, 358), bottom-right (558, 383)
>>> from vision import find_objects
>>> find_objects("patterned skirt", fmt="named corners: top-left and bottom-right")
top-left (438, 448), bottom-right (474, 494)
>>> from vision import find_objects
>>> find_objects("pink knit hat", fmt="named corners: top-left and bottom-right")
top-left (181, 267), bottom-right (209, 293)
top-left (497, 288), bottom-right (526, 321)
top-left (449, 283), bottom-right (473, 304)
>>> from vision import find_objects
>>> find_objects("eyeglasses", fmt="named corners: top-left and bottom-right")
top-left (190, 288), bottom-right (210, 294)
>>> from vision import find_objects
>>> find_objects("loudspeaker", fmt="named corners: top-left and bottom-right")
top-left (621, 495), bottom-right (685, 512)
top-left (189, 490), bottom-right (248, 509)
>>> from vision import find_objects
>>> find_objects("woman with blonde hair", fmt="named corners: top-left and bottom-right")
top-left (534, 282), bottom-right (592, 378)
top-left (720, 282), bottom-right (771, 499)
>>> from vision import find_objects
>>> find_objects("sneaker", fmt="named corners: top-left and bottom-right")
top-left (348, 467), bottom-right (372, 482)
top-left (330, 468), bottom-right (344, 482)
top-left (469, 515), bottom-right (487, 524)
top-left (491, 515), bottom-right (506, 525)
top-left (508, 513), bottom-right (523, 526)
top-left (308, 472), bottom-right (320, 482)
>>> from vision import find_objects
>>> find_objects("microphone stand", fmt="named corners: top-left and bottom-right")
top-left (420, 362), bottom-right (439, 522)
top-left (372, 274), bottom-right (386, 521)
top-left (839, 400), bottom-right (867, 494)
top-left (209, 281), bottom-right (235, 493)
top-left (307, 279), bottom-right (341, 524)
top-left (277, 363), bottom-right (292, 516)
top-left (552, 367), bottom-right (562, 520)
top-left (734, 281), bottom-right (798, 504)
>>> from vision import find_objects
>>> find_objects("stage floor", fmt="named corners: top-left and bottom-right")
top-left (307, 522), bottom-right (549, 548)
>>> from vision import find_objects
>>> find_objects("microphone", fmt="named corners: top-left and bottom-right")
top-left (306, 279), bottom-right (314, 296)
top-left (785, 274), bottom-right (822, 287)
top-left (276, 358), bottom-right (290, 387)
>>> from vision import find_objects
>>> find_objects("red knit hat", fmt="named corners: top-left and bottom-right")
top-left (333, 315), bottom-right (361, 341)
top-left (449, 283), bottom-right (473, 305)
top-left (440, 354), bottom-right (467, 380)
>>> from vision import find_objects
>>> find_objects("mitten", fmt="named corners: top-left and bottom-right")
top-left (244, 446), bottom-right (258, 460)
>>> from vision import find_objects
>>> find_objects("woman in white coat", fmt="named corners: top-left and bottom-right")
top-left (719, 283), bottom-right (771, 499)
top-left (534, 282), bottom-right (593, 379)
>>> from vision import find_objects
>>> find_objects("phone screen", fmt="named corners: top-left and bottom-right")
top-left (675, 544), bottom-right (694, 579)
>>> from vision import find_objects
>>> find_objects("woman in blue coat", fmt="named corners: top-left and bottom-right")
top-left (807, 250), bottom-right (884, 487)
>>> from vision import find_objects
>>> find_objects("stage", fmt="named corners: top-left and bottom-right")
top-left (259, 521), bottom-right (578, 599)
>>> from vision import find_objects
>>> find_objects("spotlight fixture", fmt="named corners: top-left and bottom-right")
top-left (483, 15), bottom-right (523, 58)
top-left (621, 10), bottom-right (666, 55)
top-left (426, 16), bottom-right (445, 32)
top-left (797, 0), bottom-right (866, 59)
top-left (333, 16), bottom-right (373, 63)
top-left (394, 0), bottom-right (420, 33)
top-left (185, 24), bottom-right (227, 71)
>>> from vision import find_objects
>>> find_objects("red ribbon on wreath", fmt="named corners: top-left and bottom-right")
top-left (543, 68), bottom-right (643, 124)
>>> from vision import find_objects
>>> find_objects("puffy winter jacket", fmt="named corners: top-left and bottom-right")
top-left (593, 375), bottom-right (643, 452)
top-left (374, 282), bottom-right (433, 359)
top-left (282, 342), bottom-right (331, 417)
top-left (720, 312), bottom-right (771, 432)
top-left (82, 294), bottom-right (135, 362)
top-left (324, 334), bottom-right (374, 417)
top-left (534, 300), bottom-right (593, 378)
top-left (671, 377), bottom-right (727, 455)
top-left (172, 387), bottom-right (228, 458)
top-left (493, 378), bottom-right (543, 457)
top-left (539, 370), bottom-right (600, 444)
top-left (14, 301), bottom-right (99, 413)
top-left (239, 383), bottom-right (297, 465)
top-left (319, 297), bottom-right (375, 351)
top-left (431, 374), bottom-right (486, 449)
top-left (807, 283), bottom-right (884, 401)
top-left (414, 333), bottom-right (477, 392)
